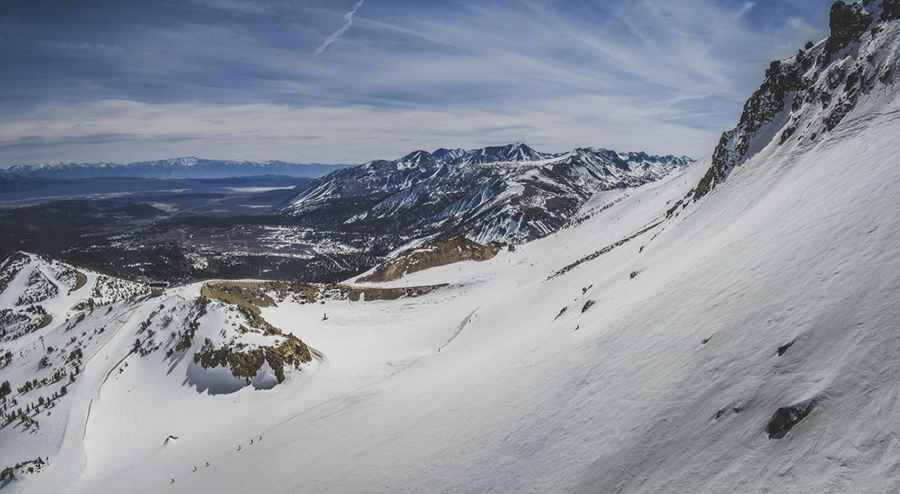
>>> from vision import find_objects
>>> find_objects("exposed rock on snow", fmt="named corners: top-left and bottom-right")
top-left (766, 400), bottom-right (817, 439)
top-left (776, 340), bottom-right (796, 356)
top-left (827, 1), bottom-right (873, 54)
top-left (548, 220), bottom-right (663, 279)
top-left (694, 0), bottom-right (900, 199)
top-left (357, 236), bottom-right (499, 283)
top-left (193, 334), bottom-right (311, 387)
top-left (186, 282), bottom-right (315, 390)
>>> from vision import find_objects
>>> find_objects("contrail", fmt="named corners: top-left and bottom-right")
top-left (314, 0), bottom-right (366, 56)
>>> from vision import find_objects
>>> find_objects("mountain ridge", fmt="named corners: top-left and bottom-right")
top-left (2, 157), bottom-right (351, 179)
top-left (284, 142), bottom-right (694, 245)
top-left (693, 0), bottom-right (900, 199)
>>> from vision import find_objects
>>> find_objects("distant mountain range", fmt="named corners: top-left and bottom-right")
top-left (0, 142), bottom-right (693, 282)
top-left (284, 142), bottom-right (694, 244)
top-left (2, 157), bottom-right (351, 179)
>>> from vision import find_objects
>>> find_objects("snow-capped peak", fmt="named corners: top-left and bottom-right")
top-left (397, 150), bottom-right (436, 170)
top-left (284, 143), bottom-right (693, 244)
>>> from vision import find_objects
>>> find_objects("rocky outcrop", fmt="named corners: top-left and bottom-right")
top-left (826, 1), bottom-right (872, 54)
top-left (695, 56), bottom-right (807, 198)
top-left (190, 281), bottom-right (315, 388)
top-left (548, 220), bottom-right (663, 279)
top-left (201, 282), bottom-right (278, 334)
top-left (346, 284), bottom-right (446, 302)
top-left (694, 0), bottom-right (898, 200)
top-left (884, 0), bottom-right (900, 20)
top-left (358, 236), bottom-right (499, 283)
top-left (194, 334), bottom-right (312, 384)
top-left (766, 400), bottom-right (816, 439)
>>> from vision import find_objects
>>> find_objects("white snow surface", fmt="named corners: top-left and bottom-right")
top-left (5, 25), bottom-right (900, 490)
top-left (2, 88), bottom-right (898, 492)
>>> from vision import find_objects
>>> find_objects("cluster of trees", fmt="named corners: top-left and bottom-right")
top-left (137, 306), bottom-right (162, 334)
top-left (0, 309), bottom-right (28, 341)
top-left (0, 346), bottom-right (82, 430)
top-left (16, 363), bottom-right (75, 395)
top-left (16, 380), bottom-right (38, 395)
top-left (2, 406), bottom-right (39, 430)
top-left (91, 275), bottom-right (150, 305)
top-left (1, 383), bottom-right (68, 431)
top-left (133, 332), bottom-right (162, 357)
top-left (173, 298), bottom-right (208, 355)
top-left (0, 305), bottom-right (51, 342)
top-left (15, 271), bottom-right (58, 306)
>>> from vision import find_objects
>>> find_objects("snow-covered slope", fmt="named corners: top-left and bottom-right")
top-left (4, 2), bottom-right (900, 493)
top-left (283, 143), bottom-right (693, 244)
top-left (0, 258), bottom-right (318, 489)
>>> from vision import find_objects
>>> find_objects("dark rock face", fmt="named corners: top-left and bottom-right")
top-left (883, 0), bottom-right (900, 20)
top-left (767, 400), bottom-right (816, 439)
top-left (776, 340), bottom-right (795, 356)
top-left (692, 0), bottom-right (900, 201)
top-left (827, 2), bottom-right (873, 54)
top-left (695, 61), bottom-right (803, 198)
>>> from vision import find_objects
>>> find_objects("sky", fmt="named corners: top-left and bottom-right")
top-left (0, 0), bottom-right (832, 166)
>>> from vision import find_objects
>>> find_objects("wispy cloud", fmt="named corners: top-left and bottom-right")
top-left (314, 0), bottom-right (366, 56)
top-left (0, 0), bottom-right (830, 166)
top-left (736, 2), bottom-right (756, 19)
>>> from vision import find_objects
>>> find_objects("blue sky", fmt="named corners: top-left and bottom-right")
top-left (0, 0), bottom-right (831, 165)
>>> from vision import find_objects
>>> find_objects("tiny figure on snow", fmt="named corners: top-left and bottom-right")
top-left (322, 313), bottom-right (328, 321)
